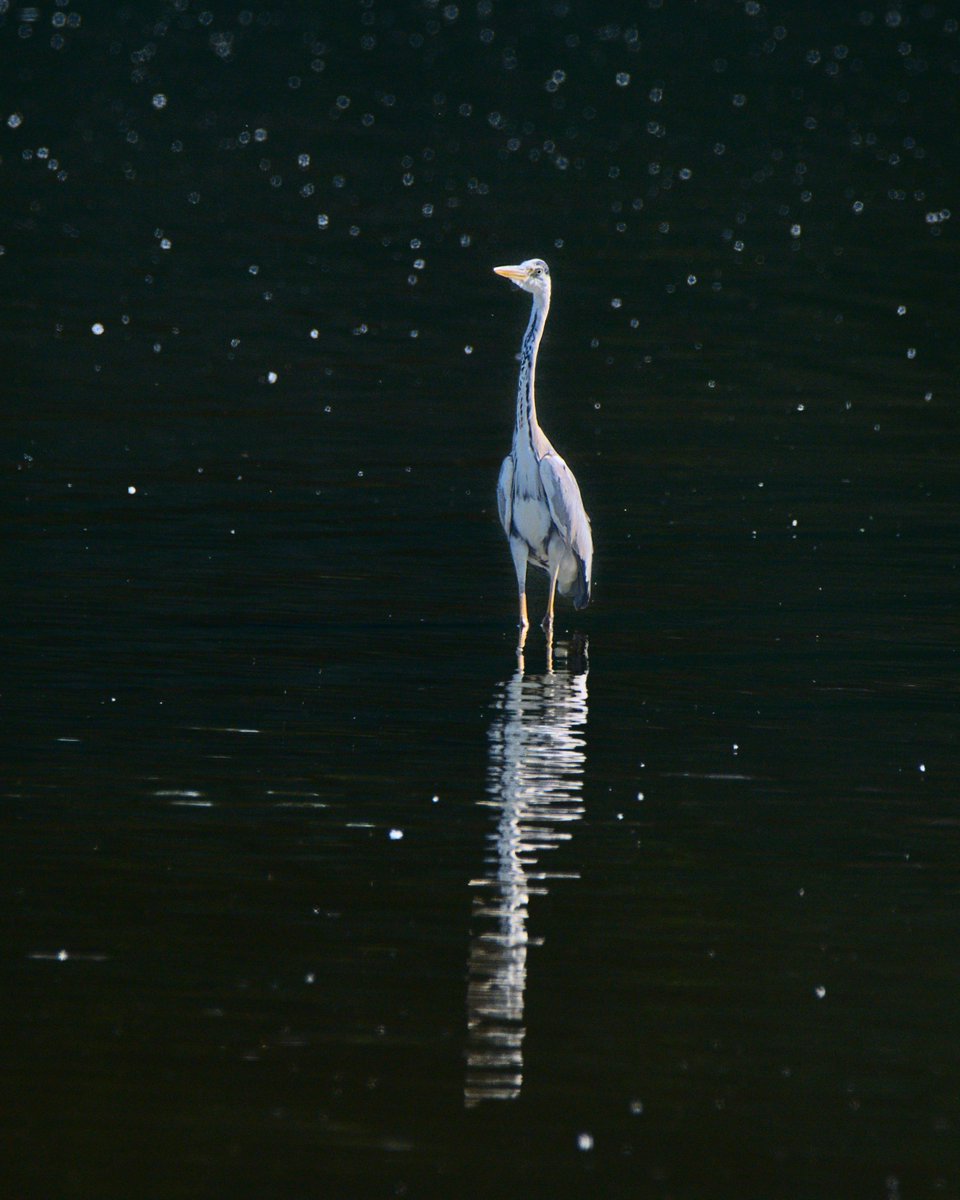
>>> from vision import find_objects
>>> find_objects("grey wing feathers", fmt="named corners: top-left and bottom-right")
top-left (496, 454), bottom-right (514, 537)
top-left (539, 453), bottom-right (593, 562)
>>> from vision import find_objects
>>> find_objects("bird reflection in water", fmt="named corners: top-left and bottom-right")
top-left (464, 634), bottom-right (589, 1106)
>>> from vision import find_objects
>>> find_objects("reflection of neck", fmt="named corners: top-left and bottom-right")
top-left (514, 291), bottom-right (549, 449)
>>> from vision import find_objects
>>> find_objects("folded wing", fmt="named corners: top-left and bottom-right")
top-left (539, 452), bottom-right (593, 603)
top-left (496, 454), bottom-right (514, 538)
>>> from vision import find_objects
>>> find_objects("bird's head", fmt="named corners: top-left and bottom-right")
top-left (493, 258), bottom-right (551, 303)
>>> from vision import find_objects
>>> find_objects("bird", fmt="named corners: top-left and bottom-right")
top-left (493, 258), bottom-right (593, 638)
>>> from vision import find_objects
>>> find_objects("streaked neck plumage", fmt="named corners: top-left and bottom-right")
top-left (513, 285), bottom-right (551, 453)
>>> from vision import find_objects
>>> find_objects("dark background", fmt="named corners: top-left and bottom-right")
top-left (3, 2), bottom-right (959, 1197)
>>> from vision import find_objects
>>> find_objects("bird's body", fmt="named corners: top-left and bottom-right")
top-left (493, 259), bottom-right (593, 635)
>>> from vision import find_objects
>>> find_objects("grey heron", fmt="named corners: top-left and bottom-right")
top-left (493, 259), bottom-right (593, 637)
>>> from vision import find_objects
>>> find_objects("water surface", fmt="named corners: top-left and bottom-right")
top-left (3, 2), bottom-right (959, 1197)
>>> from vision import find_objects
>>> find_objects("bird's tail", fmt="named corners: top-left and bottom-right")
top-left (571, 557), bottom-right (591, 611)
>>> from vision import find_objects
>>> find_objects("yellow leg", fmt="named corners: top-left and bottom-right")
top-left (510, 539), bottom-right (529, 632)
top-left (541, 564), bottom-right (560, 632)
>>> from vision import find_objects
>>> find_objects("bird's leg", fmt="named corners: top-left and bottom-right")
top-left (516, 594), bottom-right (529, 658)
top-left (510, 538), bottom-right (530, 632)
top-left (541, 562), bottom-right (561, 633)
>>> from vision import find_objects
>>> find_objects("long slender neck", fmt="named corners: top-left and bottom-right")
top-left (514, 290), bottom-right (550, 448)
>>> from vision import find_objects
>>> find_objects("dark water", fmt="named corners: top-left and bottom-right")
top-left (3, 2), bottom-right (960, 1196)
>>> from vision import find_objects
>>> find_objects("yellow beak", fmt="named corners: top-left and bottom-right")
top-left (493, 264), bottom-right (528, 282)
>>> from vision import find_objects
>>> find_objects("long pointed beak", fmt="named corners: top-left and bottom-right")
top-left (493, 264), bottom-right (528, 283)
